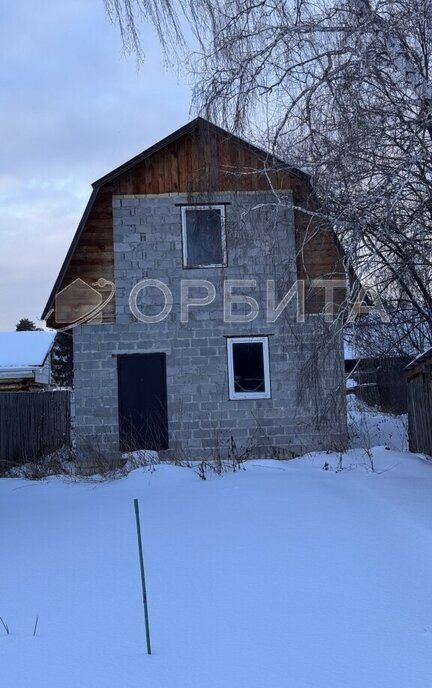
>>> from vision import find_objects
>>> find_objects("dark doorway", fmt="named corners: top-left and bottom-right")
top-left (117, 353), bottom-right (168, 452)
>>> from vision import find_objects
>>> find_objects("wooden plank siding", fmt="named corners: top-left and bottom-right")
top-left (407, 376), bottom-right (432, 457)
top-left (406, 353), bottom-right (432, 457)
top-left (290, 174), bottom-right (346, 314)
top-left (47, 184), bottom-right (116, 327)
top-left (46, 120), bottom-right (345, 327)
top-left (111, 131), bottom-right (293, 196)
top-left (0, 379), bottom-right (45, 392)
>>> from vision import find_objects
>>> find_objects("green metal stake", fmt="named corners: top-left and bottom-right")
top-left (134, 498), bottom-right (152, 655)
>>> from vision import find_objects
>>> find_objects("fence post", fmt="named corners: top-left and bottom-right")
top-left (133, 498), bottom-right (152, 655)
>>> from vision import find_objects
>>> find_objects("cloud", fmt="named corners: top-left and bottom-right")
top-left (0, 0), bottom-right (192, 329)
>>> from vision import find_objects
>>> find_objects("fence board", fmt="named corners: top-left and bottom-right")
top-left (0, 391), bottom-right (71, 468)
top-left (348, 356), bottom-right (410, 413)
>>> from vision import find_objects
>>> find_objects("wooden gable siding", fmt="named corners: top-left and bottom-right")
top-left (111, 130), bottom-right (293, 196)
top-left (47, 125), bottom-right (344, 327)
top-left (47, 184), bottom-right (116, 327)
top-left (290, 175), bottom-right (345, 313)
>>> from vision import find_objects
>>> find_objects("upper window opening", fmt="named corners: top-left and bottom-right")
top-left (181, 205), bottom-right (227, 268)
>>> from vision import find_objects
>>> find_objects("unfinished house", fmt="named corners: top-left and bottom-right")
top-left (42, 118), bottom-right (348, 462)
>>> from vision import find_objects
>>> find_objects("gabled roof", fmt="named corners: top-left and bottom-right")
top-left (0, 331), bottom-right (56, 370)
top-left (42, 117), bottom-right (307, 320)
top-left (92, 116), bottom-right (307, 188)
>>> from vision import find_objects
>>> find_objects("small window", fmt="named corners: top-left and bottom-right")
top-left (227, 337), bottom-right (271, 400)
top-left (181, 205), bottom-right (227, 268)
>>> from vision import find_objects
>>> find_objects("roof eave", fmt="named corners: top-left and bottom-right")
top-left (405, 346), bottom-right (432, 371)
top-left (41, 188), bottom-right (99, 320)
top-left (0, 368), bottom-right (36, 379)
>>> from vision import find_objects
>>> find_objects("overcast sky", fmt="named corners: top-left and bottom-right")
top-left (0, 1), bottom-right (192, 330)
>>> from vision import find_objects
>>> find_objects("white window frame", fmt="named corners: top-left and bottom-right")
top-left (181, 205), bottom-right (227, 268)
top-left (227, 336), bottom-right (271, 400)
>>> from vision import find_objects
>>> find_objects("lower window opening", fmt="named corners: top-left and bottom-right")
top-left (227, 337), bottom-right (271, 400)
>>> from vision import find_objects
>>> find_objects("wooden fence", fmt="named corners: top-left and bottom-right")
top-left (346, 356), bottom-right (410, 414)
top-left (407, 381), bottom-right (432, 457)
top-left (0, 391), bottom-right (71, 469)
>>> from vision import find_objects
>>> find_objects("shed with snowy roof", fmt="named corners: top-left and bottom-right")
top-left (0, 331), bottom-right (56, 391)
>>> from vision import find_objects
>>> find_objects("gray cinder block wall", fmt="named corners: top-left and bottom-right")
top-left (73, 191), bottom-right (348, 460)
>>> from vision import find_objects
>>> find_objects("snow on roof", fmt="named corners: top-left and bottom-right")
top-left (405, 346), bottom-right (432, 370)
top-left (0, 331), bottom-right (56, 369)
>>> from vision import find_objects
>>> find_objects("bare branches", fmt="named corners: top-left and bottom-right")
top-left (104, 0), bottom-right (432, 348)
top-left (104, 0), bottom-right (186, 59)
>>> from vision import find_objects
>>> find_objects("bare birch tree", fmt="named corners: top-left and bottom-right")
top-left (105, 0), bottom-right (432, 350)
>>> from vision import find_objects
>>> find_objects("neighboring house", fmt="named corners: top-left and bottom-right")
top-left (42, 117), bottom-right (349, 462)
top-left (0, 331), bottom-right (55, 391)
top-left (405, 348), bottom-right (432, 457)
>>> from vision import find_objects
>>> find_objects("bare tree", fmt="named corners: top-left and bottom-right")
top-left (105, 0), bottom-right (432, 351)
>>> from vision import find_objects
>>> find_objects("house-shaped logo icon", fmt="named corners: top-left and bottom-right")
top-left (54, 278), bottom-right (105, 325)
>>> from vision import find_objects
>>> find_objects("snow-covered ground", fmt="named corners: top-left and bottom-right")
top-left (2, 404), bottom-right (432, 687)
top-left (348, 394), bottom-right (408, 451)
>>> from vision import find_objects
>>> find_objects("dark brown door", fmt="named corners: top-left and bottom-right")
top-left (117, 353), bottom-right (168, 451)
